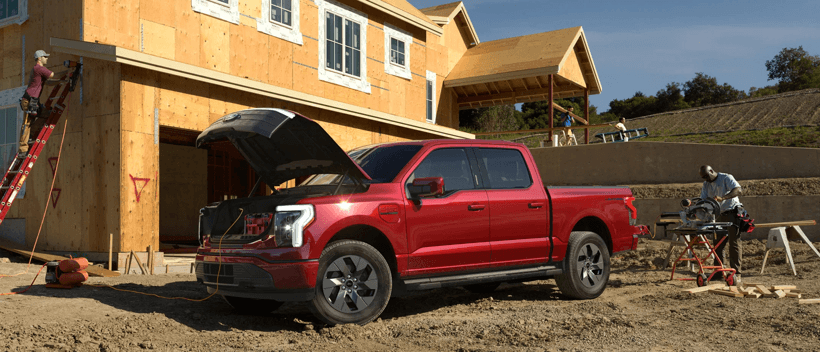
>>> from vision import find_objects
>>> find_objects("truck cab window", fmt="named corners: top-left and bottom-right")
top-left (478, 148), bottom-right (533, 189)
top-left (408, 148), bottom-right (474, 194)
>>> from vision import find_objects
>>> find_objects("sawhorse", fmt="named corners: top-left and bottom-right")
top-left (757, 221), bottom-right (819, 276)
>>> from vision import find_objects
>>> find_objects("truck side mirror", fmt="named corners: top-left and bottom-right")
top-left (407, 177), bottom-right (444, 198)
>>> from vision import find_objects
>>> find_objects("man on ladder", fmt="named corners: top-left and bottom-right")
top-left (18, 50), bottom-right (64, 156)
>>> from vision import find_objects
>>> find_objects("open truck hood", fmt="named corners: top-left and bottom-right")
top-left (196, 109), bottom-right (371, 187)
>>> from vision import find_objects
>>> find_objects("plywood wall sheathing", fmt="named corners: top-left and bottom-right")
top-left (175, 3), bottom-right (202, 67)
top-left (81, 113), bottom-right (121, 252)
top-left (200, 15), bottom-right (230, 73)
top-left (2, 26), bottom-right (22, 90)
top-left (84, 59), bottom-right (123, 118)
top-left (41, 133), bottom-right (83, 251)
top-left (120, 131), bottom-right (159, 252)
top-left (140, 20), bottom-right (176, 60)
top-left (121, 66), bottom-right (159, 135)
top-left (158, 73), bottom-right (210, 131)
top-left (230, 24), bottom-right (269, 82)
top-left (268, 36), bottom-right (295, 89)
top-left (387, 75), bottom-right (407, 117)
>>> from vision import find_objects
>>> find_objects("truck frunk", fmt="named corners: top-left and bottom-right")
top-left (194, 108), bottom-right (649, 325)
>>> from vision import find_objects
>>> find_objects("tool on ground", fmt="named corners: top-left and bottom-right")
top-left (45, 257), bottom-right (89, 289)
top-left (667, 197), bottom-right (737, 286)
top-left (0, 60), bottom-right (82, 226)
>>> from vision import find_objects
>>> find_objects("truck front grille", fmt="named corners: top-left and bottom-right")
top-left (195, 262), bottom-right (274, 288)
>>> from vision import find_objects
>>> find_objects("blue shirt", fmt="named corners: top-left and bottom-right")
top-left (700, 172), bottom-right (742, 213)
top-left (561, 112), bottom-right (573, 127)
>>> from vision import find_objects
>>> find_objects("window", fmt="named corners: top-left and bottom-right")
top-left (426, 70), bottom-right (436, 123)
top-left (325, 12), bottom-right (361, 77)
top-left (257, 0), bottom-right (303, 45)
top-left (383, 23), bottom-right (412, 79)
top-left (477, 148), bottom-right (533, 189)
top-left (0, 0), bottom-right (27, 27)
top-left (317, 0), bottom-right (370, 93)
top-left (270, 0), bottom-right (291, 26)
top-left (408, 148), bottom-right (476, 194)
top-left (390, 38), bottom-right (404, 66)
top-left (192, 0), bottom-right (239, 25)
top-left (1, 106), bottom-right (19, 174)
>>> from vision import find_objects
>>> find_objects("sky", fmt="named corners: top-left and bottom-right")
top-left (407, 0), bottom-right (820, 112)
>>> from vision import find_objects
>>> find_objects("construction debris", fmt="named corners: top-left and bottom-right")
top-left (682, 283), bottom-right (813, 302)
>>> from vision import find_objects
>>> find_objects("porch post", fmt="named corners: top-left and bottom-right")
top-left (584, 88), bottom-right (590, 144)
top-left (548, 74), bottom-right (554, 142)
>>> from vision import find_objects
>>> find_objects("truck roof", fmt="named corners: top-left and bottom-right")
top-left (354, 138), bottom-right (525, 151)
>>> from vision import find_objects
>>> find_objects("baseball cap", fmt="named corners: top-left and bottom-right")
top-left (34, 50), bottom-right (50, 59)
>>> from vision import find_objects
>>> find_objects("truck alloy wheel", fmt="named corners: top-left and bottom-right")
top-left (309, 240), bottom-right (392, 325)
top-left (555, 231), bottom-right (610, 299)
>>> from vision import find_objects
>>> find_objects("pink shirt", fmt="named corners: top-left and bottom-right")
top-left (24, 65), bottom-right (53, 98)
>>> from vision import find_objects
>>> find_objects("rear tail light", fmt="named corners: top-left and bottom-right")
top-left (624, 196), bottom-right (637, 226)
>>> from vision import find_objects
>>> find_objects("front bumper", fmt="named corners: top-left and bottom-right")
top-left (194, 255), bottom-right (319, 302)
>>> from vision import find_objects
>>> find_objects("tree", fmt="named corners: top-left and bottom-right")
top-left (765, 46), bottom-right (820, 92)
top-left (607, 92), bottom-right (659, 119)
top-left (655, 82), bottom-right (690, 112)
top-left (475, 105), bottom-right (520, 132)
top-left (682, 73), bottom-right (745, 107)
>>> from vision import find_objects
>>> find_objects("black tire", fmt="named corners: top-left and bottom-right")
top-left (555, 231), bottom-right (611, 299)
top-left (697, 273), bottom-right (708, 287)
top-left (222, 296), bottom-right (283, 314)
top-left (308, 240), bottom-right (392, 325)
top-left (463, 282), bottom-right (501, 294)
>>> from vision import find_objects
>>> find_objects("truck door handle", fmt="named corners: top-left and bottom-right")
top-left (528, 202), bottom-right (544, 209)
top-left (468, 204), bottom-right (486, 211)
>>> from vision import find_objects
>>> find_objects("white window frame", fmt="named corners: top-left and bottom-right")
top-left (0, 86), bottom-right (26, 199)
top-left (426, 70), bottom-right (437, 124)
top-left (257, 0), bottom-right (303, 45)
top-left (317, 0), bottom-right (371, 94)
top-left (383, 23), bottom-right (412, 80)
top-left (0, 0), bottom-right (29, 28)
top-left (192, 0), bottom-right (239, 25)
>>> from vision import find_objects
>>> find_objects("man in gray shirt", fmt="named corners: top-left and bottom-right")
top-left (699, 165), bottom-right (744, 283)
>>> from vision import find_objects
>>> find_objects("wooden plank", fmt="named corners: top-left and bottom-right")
top-left (681, 283), bottom-right (725, 294)
top-left (798, 299), bottom-right (820, 304)
top-left (755, 285), bottom-right (772, 295)
top-left (771, 290), bottom-right (786, 299)
top-left (140, 19), bottom-right (176, 60)
top-left (710, 289), bottom-right (743, 298)
top-left (745, 292), bottom-right (762, 299)
top-left (754, 220), bottom-right (816, 228)
top-left (786, 292), bottom-right (802, 299)
top-left (771, 285), bottom-right (797, 291)
top-left (0, 240), bottom-right (120, 277)
top-left (552, 102), bottom-right (589, 125)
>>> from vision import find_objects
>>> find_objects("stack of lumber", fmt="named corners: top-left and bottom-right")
top-left (681, 283), bottom-right (820, 304)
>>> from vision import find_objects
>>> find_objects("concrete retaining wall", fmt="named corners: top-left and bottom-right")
top-left (635, 196), bottom-right (820, 241)
top-left (531, 142), bottom-right (820, 185)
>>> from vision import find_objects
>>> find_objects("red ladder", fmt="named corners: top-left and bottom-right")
top-left (0, 60), bottom-right (82, 226)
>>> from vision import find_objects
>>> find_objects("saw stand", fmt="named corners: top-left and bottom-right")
top-left (758, 221), bottom-right (820, 276)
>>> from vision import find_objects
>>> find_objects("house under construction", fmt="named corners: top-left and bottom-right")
top-left (0, 0), bottom-right (601, 267)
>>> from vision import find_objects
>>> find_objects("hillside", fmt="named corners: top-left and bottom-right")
top-left (587, 88), bottom-right (820, 145)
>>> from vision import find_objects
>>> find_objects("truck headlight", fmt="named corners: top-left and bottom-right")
top-left (273, 204), bottom-right (314, 247)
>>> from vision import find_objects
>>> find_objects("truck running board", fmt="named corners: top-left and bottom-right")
top-left (403, 265), bottom-right (562, 291)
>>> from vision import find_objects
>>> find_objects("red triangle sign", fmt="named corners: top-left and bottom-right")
top-left (49, 157), bottom-right (59, 177)
top-left (129, 174), bottom-right (151, 203)
top-left (50, 189), bottom-right (61, 208)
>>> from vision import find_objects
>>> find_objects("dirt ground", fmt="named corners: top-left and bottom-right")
top-left (2, 238), bottom-right (820, 352)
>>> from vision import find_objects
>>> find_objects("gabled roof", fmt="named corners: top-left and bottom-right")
top-left (444, 26), bottom-right (601, 95)
top-left (360, 0), bottom-right (443, 36)
top-left (419, 1), bottom-right (480, 45)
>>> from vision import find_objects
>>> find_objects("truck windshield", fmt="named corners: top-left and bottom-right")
top-left (303, 145), bottom-right (422, 185)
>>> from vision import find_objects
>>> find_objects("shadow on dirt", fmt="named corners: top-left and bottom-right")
top-left (12, 279), bottom-right (569, 331)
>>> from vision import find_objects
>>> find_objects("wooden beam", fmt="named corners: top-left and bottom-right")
top-left (681, 283), bottom-right (725, 294)
top-left (799, 298), bottom-right (820, 304)
top-left (472, 122), bottom-right (617, 136)
top-left (520, 78), bottom-right (530, 90)
top-left (552, 102), bottom-right (589, 125)
top-left (710, 289), bottom-right (744, 298)
top-left (755, 220), bottom-right (816, 228)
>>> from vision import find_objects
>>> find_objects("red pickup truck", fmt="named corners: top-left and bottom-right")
top-left (194, 109), bottom-right (647, 325)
